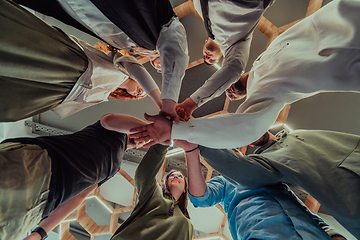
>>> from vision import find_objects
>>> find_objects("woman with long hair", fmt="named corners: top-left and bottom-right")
top-left (0, 1), bottom-right (161, 122)
top-left (111, 145), bottom-right (193, 240)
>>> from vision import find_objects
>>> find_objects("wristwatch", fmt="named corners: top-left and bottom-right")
top-left (31, 227), bottom-right (48, 240)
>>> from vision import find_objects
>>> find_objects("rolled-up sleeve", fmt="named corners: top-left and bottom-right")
top-left (188, 176), bottom-right (227, 208)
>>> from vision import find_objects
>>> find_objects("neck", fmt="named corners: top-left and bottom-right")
top-left (170, 189), bottom-right (183, 201)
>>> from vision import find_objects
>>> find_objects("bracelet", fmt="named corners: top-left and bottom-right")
top-left (185, 146), bottom-right (199, 153)
top-left (31, 227), bottom-right (48, 240)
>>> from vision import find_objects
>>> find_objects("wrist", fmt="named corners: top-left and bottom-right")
top-left (185, 146), bottom-right (199, 153)
top-left (31, 227), bottom-right (47, 240)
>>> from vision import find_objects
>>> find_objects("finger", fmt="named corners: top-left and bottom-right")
top-left (144, 113), bottom-right (156, 122)
top-left (129, 131), bottom-right (148, 138)
top-left (133, 136), bottom-right (152, 143)
top-left (130, 125), bottom-right (147, 133)
top-left (173, 115), bottom-right (180, 123)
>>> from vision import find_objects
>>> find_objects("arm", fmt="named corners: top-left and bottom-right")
top-left (174, 140), bottom-right (205, 197)
top-left (135, 144), bottom-right (169, 202)
top-left (171, 92), bottom-right (285, 148)
top-left (114, 55), bottom-right (162, 109)
top-left (157, 17), bottom-right (189, 117)
top-left (24, 185), bottom-right (97, 240)
top-left (175, 140), bottom-right (226, 208)
top-left (131, 91), bottom-right (284, 149)
top-left (100, 113), bottom-right (148, 134)
top-left (199, 147), bottom-right (283, 191)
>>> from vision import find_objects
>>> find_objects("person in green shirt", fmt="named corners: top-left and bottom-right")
top-left (111, 144), bottom-right (193, 240)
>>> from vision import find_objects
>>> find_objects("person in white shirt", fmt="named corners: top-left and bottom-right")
top-left (14, 0), bottom-right (189, 120)
top-left (0, 0), bottom-right (161, 122)
top-left (129, 0), bottom-right (360, 149)
top-left (176, 0), bottom-right (275, 119)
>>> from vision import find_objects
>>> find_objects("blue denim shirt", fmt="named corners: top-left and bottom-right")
top-left (189, 176), bottom-right (334, 240)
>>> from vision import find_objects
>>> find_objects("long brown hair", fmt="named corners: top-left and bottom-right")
top-left (162, 170), bottom-right (190, 219)
top-left (109, 85), bottom-right (146, 101)
top-left (93, 41), bottom-right (146, 101)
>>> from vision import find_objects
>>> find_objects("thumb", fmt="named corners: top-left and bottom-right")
top-left (144, 113), bottom-right (156, 122)
top-left (173, 115), bottom-right (180, 123)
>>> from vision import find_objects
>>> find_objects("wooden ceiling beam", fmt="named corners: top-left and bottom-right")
top-left (119, 168), bottom-right (135, 186)
top-left (218, 214), bottom-right (227, 236)
top-left (114, 205), bottom-right (134, 214)
top-left (256, 16), bottom-right (278, 39)
top-left (216, 204), bottom-right (226, 215)
top-left (274, 104), bottom-right (291, 124)
top-left (187, 58), bottom-right (204, 70)
top-left (306, 0), bottom-right (323, 17)
top-left (278, 19), bottom-right (303, 34)
top-left (174, 1), bottom-right (194, 19)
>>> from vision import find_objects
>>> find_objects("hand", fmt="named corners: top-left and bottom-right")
top-left (226, 72), bottom-right (248, 101)
top-left (160, 99), bottom-right (179, 123)
top-left (175, 98), bottom-right (198, 122)
top-left (23, 232), bottom-right (41, 240)
top-left (176, 107), bottom-right (189, 122)
top-left (130, 113), bottom-right (172, 148)
top-left (331, 235), bottom-right (346, 240)
top-left (174, 140), bottom-right (198, 152)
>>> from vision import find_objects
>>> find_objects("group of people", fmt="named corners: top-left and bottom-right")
top-left (0, 0), bottom-right (359, 239)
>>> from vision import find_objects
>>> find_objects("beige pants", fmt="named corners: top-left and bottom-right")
top-left (0, 142), bottom-right (51, 240)
top-left (0, 0), bottom-right (88, 122)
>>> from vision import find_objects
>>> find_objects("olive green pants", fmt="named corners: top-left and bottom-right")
top-left (0, 142), bottom-right (52, 240)
top-left (0, 0), bottom-right (88, 122)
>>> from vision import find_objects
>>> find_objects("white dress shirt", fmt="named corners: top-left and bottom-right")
top-left (57, 0), bottom-right (189, 102)
top-left (52, 36), bottom-right (158, 118)
top-left (172, 0), bottom-right (360, 148)
top-left (190, 0), bottom-right (273, 106)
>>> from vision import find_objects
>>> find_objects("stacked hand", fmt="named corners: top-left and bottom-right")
top-left (130, 113), bottom-right (173, 147)
top-left (130, 98), bottom-right (199, 147)
top-left (160, 99), bottom-right (180, 123)
top-left (175, 97), bottom-right (198, 122)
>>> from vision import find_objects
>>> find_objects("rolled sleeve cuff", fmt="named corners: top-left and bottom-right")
top-left (188, 188), bottom-right (212, 208)
top-left (171, 121), bottom-right (193, 141)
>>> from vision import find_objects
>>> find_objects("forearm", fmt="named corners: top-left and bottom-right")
top-left (172, 96), bottom-right (284, 148)
top-left (100, 114), bottom-right (148, 133)
top-left (149, 89), bottom-right (162, 109)
top-left (158, 17), bottom-right (189, 102)
top-left (185, 149), bottom-right (207, 197)
top-left (190, 58), bottom-right (243, 107)
top-left (135, 145), bottom-right (169, 199)
top-left (28, 185), bottom-right (96, 239)
top-left (199, 147), bottom-right (282, 190)
top-left (125, 62), bottom-right (159, 96)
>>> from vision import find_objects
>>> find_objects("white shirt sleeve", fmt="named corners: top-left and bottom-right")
top-left (157, 17), bottom-right (189, 102)
top-left (114, 54), bottom-right (159, 95)
top-left (190, 36), bottom-right (252, 106)
top-left (172, 91), bottom-right (285, 149)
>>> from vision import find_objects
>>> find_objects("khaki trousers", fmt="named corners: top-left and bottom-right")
top-left (0, 142), bottom-right (51, 240)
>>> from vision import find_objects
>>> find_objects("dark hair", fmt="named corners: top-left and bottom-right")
top-left (162, 170), bottom-right (190, 219)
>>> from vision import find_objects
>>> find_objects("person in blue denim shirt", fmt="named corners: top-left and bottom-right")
top-left (175, 140), bottom-right (346, 240)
